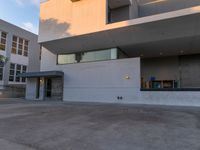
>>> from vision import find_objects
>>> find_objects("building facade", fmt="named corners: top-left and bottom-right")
top-left (0, 19), bottom-right (40, 98)
top-left (22, 0), bottom-right (200, 106)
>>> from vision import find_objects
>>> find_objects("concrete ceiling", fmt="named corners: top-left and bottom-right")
top-left (108, 0), bottom-right (131, 9)
top-left (120, 35), bottom-right (200, 58)
top-left (42, 12), bottom-right (200, 58)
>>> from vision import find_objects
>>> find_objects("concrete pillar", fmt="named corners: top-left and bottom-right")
top-left (3, 32), bottom-right (12, 86)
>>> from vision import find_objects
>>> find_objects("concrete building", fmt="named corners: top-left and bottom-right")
top-left (21, 0), bottom-right (200, 106)
top-left (0, 19), bottom-right (40, 98)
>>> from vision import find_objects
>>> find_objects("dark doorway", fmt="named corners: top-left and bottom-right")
top-left (46, 78), bottom-right (52, 98)
top-left (36, 78), bottom-right (40, 99)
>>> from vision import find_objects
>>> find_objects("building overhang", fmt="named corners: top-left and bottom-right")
top-left (41, 6), bottom-right (200, 57)
top-left (18, 71), bottom-right (64, 78)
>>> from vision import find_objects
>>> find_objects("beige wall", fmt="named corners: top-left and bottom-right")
top-left (39, 0), bottom-right (200, 44)
top-left (39, 0), bottom-right (107, 42)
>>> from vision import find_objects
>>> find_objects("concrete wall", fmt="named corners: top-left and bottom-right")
top-left (37, 48), bottom-right (200, 106)
top-left (0, 85), bottom-right (25, 98)
top-left (51, 77), bottom-right (63, 100)
top-left (130, 0), bottom-right (139, 19)
top-left (26, 78), bottom-right (37, 100)
top-left (26, 77), bottom-right (46, 100)
top-left (137, 0), bottom-right (200, 17)
top-left (40, 47), bottom-right (141, 102)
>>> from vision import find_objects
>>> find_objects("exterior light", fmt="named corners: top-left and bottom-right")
top-left (124, 75), bottom-right (130, 80)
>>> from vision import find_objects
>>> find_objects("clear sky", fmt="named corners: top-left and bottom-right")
top-left (0, 0), bottom-right (40, 34)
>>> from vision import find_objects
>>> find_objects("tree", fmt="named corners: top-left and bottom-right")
top-left (0, 55), bottom-right (8, 66)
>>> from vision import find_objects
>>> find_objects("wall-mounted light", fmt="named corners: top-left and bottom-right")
top-left (124, 75), bottom-right (130, 80)
top-left (40, 79), bottom-right (44, 84)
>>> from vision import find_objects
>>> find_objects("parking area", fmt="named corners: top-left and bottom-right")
top-left (0, 99), bottom-right (200, 150)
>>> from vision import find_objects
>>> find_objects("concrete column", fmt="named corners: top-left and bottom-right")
top-left (39, 77), bottom-right (45, 100)
top-left (129, 0), bottom-right (139, 19)
top-left (3, 32), bottom-right (12, 86)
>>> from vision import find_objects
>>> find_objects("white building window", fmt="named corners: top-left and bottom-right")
top-left (9, 63), bottom-right (27, 82)
top-left (12, 36), bottom-right (29, 57)
top-left (0, 63), bottom-right (4, 80)
top-left (15, 64), bottom-right (21, 82)
top-left (22, 66), bottom-right (27, 82)
top-left (0, 31), bottom-right (7, 51)
top-left (9, 63), bottom-right (15, 82)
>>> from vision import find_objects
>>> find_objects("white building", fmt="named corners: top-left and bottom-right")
top-left (0, 19), bottom-right (40, 98)
top-left (21, 0), bottom-right (200, 106)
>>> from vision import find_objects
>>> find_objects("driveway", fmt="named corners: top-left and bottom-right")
top-left (0, 99), bottom-right (200, 150)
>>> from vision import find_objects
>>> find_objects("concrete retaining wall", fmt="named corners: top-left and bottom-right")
top-left (0, 85), bottom-right (25, 98)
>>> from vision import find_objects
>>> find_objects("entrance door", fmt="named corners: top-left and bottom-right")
top-left (46, 78), bottom-right (52, 98)
top-left (36, 78), bottom-right (40, 99)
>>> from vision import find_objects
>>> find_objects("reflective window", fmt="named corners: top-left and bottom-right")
top-left (57, 48), bottom-right (117, 65)
top-left (58, 54), bottom-right (76, 64)
top-left (80, 49), bottom-right (117, 63)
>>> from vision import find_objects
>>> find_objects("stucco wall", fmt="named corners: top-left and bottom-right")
top-left (39, 0), bottom-right (107, 42)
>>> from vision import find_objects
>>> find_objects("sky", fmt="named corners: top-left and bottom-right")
top-left (0, 0), bottom-right (40, 34)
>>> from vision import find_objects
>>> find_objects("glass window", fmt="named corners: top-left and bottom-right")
top-left (9, 63), bottom-right (15, 82)
top-left (80, 49), bottom-right (117, 63)
top-left (22, 66), bottom-right (27, 82)
top-left (11, 36), bottom-right (28, 56)
top-left (12, 36), bottom-right (17, 54)
top-left (58, 54), bottom-right (76, 64)
top-left (1, 32), bottom-right (6, 38)
top-left (9, 63), bottom-right (26, 82)
top-left (18, 42), bottom-right (23, 55)
top-left (0, 31), bottom-right (7, 51)
top-left (57, 48), bottom-right (118, 65)
top-left (19, 38), bottom-right (23, 44)
top-left (0, 63), bottom-right (3, 80)
top-left (15, 64), bottom-right (21, 82)
top-left (13, 36), bottom-right (17, 42)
